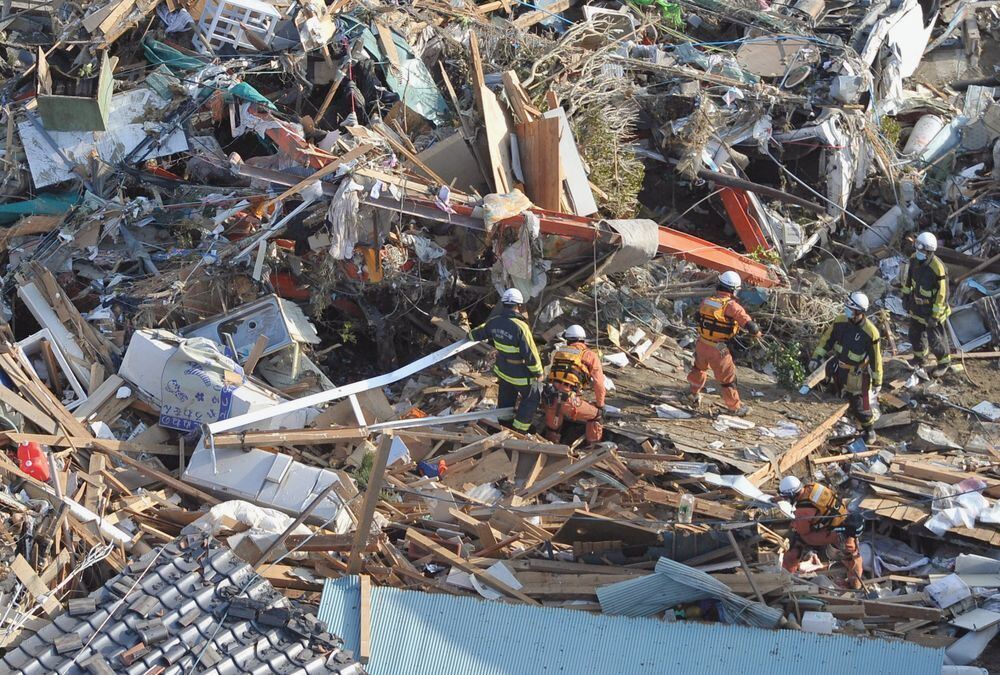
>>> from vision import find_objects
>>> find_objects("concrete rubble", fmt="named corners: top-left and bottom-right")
top-left (0, 0), bottom-right (997, 671)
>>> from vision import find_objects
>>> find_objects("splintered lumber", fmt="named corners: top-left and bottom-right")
top-left (513, 0), bottom-right (577, 28)
top-left (92, 443), bottom-right (220, 505)
top-left (749, 403), bottom-right (849, 486)
top-left (516, 116), bottom-right (562, 211)
top-left (0, 385), bottom-right (57, 433)
top-left (252, 480), bottom-right (340, 569)
top-left (265, 144), bottom-right (373, 208)
top-left (515, 447), bottom-right (610, 500)
top-left (4, 432), bottom-right (173, 456)
top-left (628, 484), bottom-right (740, 521)
top-left (73, 374), bottom-right (125, 420)
top-left (436, 430), bottom-right (510, 465)
top-left (895, 461), bottom-right (1000, 498)
top-left (11, 554), bottom-right (61, 617)
top-left (347, 433), bottom-right (394, 574)
top-left (211, 427), bottom-right (369, 448)
top-left (406, 528), bottom-right (539, 605)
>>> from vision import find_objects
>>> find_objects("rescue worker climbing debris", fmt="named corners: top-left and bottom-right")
top-left (469, 288), bottom-right (543, 433)
top-left (542, 325), bottom-right (606, 444)
top-left (902, 231), bottom-right (952, 379)
top-left (686, 271), bottom-right (762, 416)
top-left (810, 292), bottom-right (883, 444)
top-left (779, 476), bottom-right (865, 590)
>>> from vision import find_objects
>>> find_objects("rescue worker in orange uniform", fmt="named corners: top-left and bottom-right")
top-left (779, 476), bottom-right (865, 590)
top-left (542, 325), bottom-right (606, 444)
top-left (687, 271), bottom-right (761, 416)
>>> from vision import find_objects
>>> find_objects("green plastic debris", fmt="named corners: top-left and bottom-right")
top-left (628, 0), bottom-right (683, 27)
top-left (0, 191), bottom-right (78, 225)
top-left (142, 36), bottom-right (207, 73)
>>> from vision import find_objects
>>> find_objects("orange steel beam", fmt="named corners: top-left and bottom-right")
top-left (363, 195), bottom-right (781, 287)
top-left (719, 188), bottom-right (771, 254)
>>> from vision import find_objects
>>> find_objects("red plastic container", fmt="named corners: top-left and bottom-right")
top-left (17, 441), bottom-right (50, 482)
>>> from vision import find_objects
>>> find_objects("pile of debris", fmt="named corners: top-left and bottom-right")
top-left (0, 0), bottom-right (997, 670)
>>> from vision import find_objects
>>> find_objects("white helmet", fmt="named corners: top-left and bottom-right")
top-left (915, 231), bottom-right (938, 253)
top-left (564, 325), bottom-right (586, 341)
top-left (846, 291), bottom-right (869, 314)
top-left (501, 288), bottom-right (524, 305)
top-left (779, 475), bottom-right (802, 497)
top-left (719, 270), bottom-right (742, 292)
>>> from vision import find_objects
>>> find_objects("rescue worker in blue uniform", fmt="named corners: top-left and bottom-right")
top-left (469, 288), bottom-right (543, 432)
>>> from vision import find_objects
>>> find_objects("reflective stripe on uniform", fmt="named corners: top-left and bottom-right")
top-left (494, 341), bottom-right (520, 353)
top-left (494, 367), bottom-right (530, 386)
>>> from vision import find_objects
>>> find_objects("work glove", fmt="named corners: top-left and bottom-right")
top-left (872, 386), bottom-right (881, 399)
top-left (808, 358), bottom-right (821, 372)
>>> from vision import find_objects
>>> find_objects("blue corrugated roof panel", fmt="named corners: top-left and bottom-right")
top-left (318, 576), bottom-right (944, 675)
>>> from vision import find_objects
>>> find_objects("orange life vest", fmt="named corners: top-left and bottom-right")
top-left (797, 483), bottom-right (847, 530)
top-left (548, 344), bottom-right (590, 390)
top-left (697, 294), bottom-right (738, 342)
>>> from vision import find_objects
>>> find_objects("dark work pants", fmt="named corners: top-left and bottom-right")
top-left (498, 379), bottom-right (539, 432)
top-left (909, 316), bottom-right (951, 366)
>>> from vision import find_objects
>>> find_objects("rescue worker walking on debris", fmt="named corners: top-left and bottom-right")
top-left (810, 292), bottom-right (883, 444)
top-left (902, 231), bottom-right (952, 378)
top-left (469, 289), bottom-right (543, 433)
top-left (779, 476), bottom-right (865, 590)
top-left (542, 325), bottom-right (606, 444)
top-left (687, 271), bottom-right (761, 416)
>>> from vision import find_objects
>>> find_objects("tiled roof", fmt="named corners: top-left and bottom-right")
top-left (2, 537), bottom-right (365, 675)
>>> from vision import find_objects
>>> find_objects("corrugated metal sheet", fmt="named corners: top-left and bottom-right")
top-left (318, 576), bottom-right (944, 675)
top-left (596, 556), bottom-right (784, 628)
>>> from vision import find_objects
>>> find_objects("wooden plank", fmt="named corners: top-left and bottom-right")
top-left (359, 574), bottom-right (372, 664)
top-left (480, 86), bottom-right (514, 193)
top-left (74, 374), bottom-right (125, 420)
top-left (11, 554), bottom-right (61, 617)
top-left (4, 432), bottom-right (174, 457)
top-left (92, 442), bottom-right (220, 505)
top-left (243, 335), bottom-right (269, 376)
top-left (516, 116), bottom-right (561, 211)
top-left (436, 430), bottom-right (510, 465)
top-left (501, 71), bottom-right (538, 124)
top-left (374, 22), bottom-right (401, 71)
top-left (0, 385), bottom-right (57, 433)
top-left (862, 600), bottom-right (945, 621)
top-left (628, 484), bottom-right (739, 521)
top-left (347, 433), bottom-right (393, 574)
top-left (749, 403), bottom-right (849, 486)
top-left (265, 144), bottom-right (373, 209)
top-left (406, 527), bottom-right (539, 605)
top-left (513, 0), bottom-right (576, 28)
top-left (211, 427), bottom-right (369, 448)
top-left (515, 448), bottom-right (610, 500)
top-left (468, 32), bottom-right (486, 117)
top-left (39, 339), bottom-right (63, 394)
top-left (896, 461), bottom-right (1000, 498)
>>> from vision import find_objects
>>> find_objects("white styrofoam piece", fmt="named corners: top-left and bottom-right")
top-left (17, 329), bottom-right (88, 411)
top-left (17, 282), bottom-right (91, 388)
top-left (18, 89), bottom-right (189, 188)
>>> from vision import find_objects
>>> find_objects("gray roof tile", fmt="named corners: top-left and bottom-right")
top-left (1, 537), bottom-right (363, 675)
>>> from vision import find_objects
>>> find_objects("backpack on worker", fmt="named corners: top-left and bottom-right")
top-left (548, 345), bottom-right (590, 390)
top-left (797, 483), bottom-right (848, 530)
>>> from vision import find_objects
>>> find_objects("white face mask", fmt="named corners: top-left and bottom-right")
top-left (915, 250), bottom-right (927, 261)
